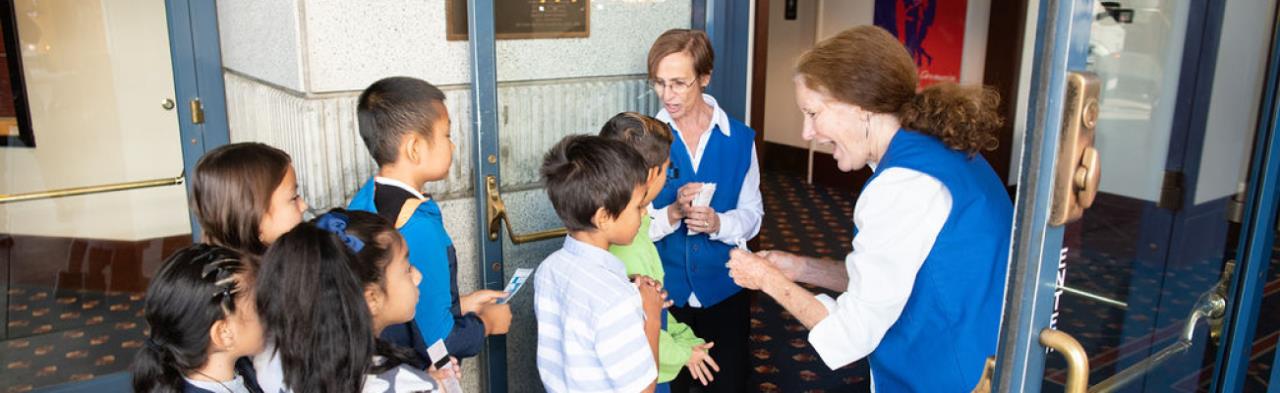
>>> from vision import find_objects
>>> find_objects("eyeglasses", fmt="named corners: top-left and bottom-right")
top-left (651, 78), bottom-right (696, 95)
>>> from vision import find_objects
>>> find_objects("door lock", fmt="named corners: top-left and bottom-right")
top-left (1051, 72), bottom-right (1103, 226)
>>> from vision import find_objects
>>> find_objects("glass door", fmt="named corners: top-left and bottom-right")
top-left (0, 1), bottom-right (195, 391)
top-left (464, 1), bottom-right (694, 391)
top-left (997, 0), bottom-right (1280, 392)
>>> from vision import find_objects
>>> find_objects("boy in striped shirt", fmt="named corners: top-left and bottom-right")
top-left (535, 135), bottom-right (665, 393)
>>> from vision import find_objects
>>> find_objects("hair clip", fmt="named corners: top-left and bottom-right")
top-left (201, 257), bottom-right (242, 310)
top-left (316, 212), bottom-right (365, 253)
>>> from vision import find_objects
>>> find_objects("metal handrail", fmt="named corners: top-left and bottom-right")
top-left (0, 174), bottom-right (185, 204)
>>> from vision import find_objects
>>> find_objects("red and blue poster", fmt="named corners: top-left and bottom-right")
top-left (874, 0), bottom-right (968, 87)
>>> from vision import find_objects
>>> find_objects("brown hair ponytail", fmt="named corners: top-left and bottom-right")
top-left (899, 83), bottom-right (1002, 155)
top-left (796, 25), bottom-right (1003, 155)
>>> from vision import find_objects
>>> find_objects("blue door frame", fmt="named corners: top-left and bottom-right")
top-left (992, 0), bottom-right (1093, 390)
top-left (168, 0), bottom-right (231, 241)
top-left (1213, 8), bottom-right (1280, 391)
top-left (998, 0), bottom-right (1280, 391)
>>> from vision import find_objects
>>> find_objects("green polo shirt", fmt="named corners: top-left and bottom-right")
top-left (609, 214), bottom-right (706, 383)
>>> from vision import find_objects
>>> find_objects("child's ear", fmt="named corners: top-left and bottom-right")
top-left (591, 207), bottom-right (611, 230)
top-left (364, 286), bottom-right (383, 317)
top-left (208, 319), bottom-right (234, 352)
top-left (403, 134), bottom-right (422, 164)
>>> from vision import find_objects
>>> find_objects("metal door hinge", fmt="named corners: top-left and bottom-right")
top-left (189, 99), bottom-right (205, 124)
top-left (1158, 170), bottom-right (1183, 211)
top-left (1226, 190), bottom-right (1245, 224)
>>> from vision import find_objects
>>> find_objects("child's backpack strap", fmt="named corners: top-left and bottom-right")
top-left (396, 199), bottom-right (424, 229)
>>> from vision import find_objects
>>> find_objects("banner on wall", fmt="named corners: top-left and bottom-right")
top-left (873, 0), bottom-right (968, 87)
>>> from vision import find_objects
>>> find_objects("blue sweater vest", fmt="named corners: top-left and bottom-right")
top-left (862, 130), bottom-right (1011, 392)
top-left (654, 117), bottom-right (756, 308)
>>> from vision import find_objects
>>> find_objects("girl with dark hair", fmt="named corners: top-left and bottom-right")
top-left (131, 244), bottom-right (266, 393)
top-left (191, 142), bottom-right (308, 256)
top-left (254, 209), bottom-right (447, 393)
top-left (727, 25), bottom-right (1010, 391)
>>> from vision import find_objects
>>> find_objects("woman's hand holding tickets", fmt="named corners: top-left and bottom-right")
top-left (757, 250), bottom-right (804, 281)
top-left (726, 249), bottom-right (784, 290)
top-left (685, 206), bottom-right (720, 234)
top-left (669, 183), bottom-right (702, 224)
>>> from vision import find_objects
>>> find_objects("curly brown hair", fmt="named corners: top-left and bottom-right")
top-left (796, 26), bottom-right (1002, 155)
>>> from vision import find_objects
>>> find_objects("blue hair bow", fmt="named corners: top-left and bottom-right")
top-left (316, 212), bottom-right (364, 253)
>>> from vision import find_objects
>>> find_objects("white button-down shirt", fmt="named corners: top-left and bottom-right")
top-left (807, 165), bottom-right (952, 375)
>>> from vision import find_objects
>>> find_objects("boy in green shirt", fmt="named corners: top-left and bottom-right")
top-left (602, 112), bottom-right (720, 390)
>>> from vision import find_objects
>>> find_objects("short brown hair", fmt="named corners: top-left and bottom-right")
top-left (541, 136), bottom-right (648, 232)
top-left (796, 26), bottom-right (1001, 154)
top-left (357, 77), bottom-right (447, 166)
top-left (647, 29), bottom-right (714, 79)
top-left (599, 112), bottom-right (673, 168)
top-left (191, 142), bottom-right (292, 256)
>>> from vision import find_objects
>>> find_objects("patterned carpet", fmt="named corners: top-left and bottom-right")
top-left (2, 288), bottom-right (148, 392)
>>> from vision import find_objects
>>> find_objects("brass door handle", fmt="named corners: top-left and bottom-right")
top-left (970, 356), bottom-right (996, 393)
top-left (1051, 71), bottom-right (1103, 226)
top-left (485, 175), bottom-right (566, 244)
top-left (1074, 146), bottom-right (1101, 209)
top-left (1041, 329), bottom-right (1089, 393)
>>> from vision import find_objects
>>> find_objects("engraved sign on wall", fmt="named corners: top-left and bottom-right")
top-left (447, 0), bottom-right (590, 41)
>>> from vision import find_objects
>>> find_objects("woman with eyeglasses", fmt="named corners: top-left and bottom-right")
top-left (644, 28), bottom-right (763, 393)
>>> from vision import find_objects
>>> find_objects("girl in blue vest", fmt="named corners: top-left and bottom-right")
top-left (727, 25), bottom-right (1009, 392)
top-left (645, 29), bottom-right (764, 393)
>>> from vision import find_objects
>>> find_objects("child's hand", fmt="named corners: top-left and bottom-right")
top-left (636, 275), bottom-right (664, 318)
top-left (478, 303), bottom-right (512, 336)
top-left (631, 275), bottom-right (672, 309)
top-left (427, 356), bottom-right (460, 382)
top-left (461, 289), bottom-right (505, 314)
top-left (686, 342), bottom-right (720, 386)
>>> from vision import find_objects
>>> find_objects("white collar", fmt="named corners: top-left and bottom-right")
top-left (374, 177), bottom-right (426, 200)
top-left (655, 93), bottom-right (733, 137)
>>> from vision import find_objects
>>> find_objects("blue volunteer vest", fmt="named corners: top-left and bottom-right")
top-left (653, 117), bottom-right (756, 308)
top-left (861, 130), bottom-right (1011, 392)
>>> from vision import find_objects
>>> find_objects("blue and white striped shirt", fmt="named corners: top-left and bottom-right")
top-left (534, 236), bottom-right (657, 393)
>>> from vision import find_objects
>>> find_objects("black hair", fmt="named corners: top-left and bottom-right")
top-left (599, 112), bottom-right (674, 169)
top-left (357, 76), bottom-right (448, 166)
top-left (256, 223), bottom-right (372, 393)
top-left (131, 244), bottom-right (253, 393)
top-left (319, 208), bottom-right (421, 373)
top-left (540, 135), bottom-right (649, 232)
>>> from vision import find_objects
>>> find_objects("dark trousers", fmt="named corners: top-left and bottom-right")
top-left (668, 289), bottom-right (751, 393)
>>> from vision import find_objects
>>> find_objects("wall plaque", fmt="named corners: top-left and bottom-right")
top-left (447, 0), bottom-right (590, 41)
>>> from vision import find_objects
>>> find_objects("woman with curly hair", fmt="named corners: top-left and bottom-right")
top-left (726, 25), bottom-right (1010, 391)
